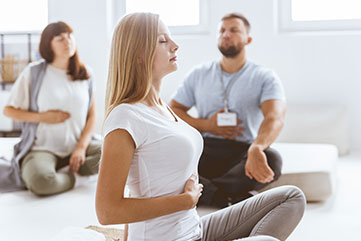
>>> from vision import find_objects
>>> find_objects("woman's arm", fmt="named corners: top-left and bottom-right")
top-left (123, 223), bottom-right (128, 241)
top-left (69, 97), bottom-right (97, 172)
top-left (96, 129), bottom-right (202, 225)
top-left (74, 97), bottom-right (97, 150)
top-left (3, 106), bottom-right (70, 123)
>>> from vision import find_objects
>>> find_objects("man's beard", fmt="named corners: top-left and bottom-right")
top-left (218, 43), bottom-right (242, 58)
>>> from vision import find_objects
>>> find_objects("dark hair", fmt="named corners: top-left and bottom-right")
top-left (39, 21), bottom-right (89, 80)
top-left (221, 13), bottom-right (251, 33)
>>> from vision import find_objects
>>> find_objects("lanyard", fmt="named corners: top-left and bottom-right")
top-left (219, 70), bottom-right (238, 113)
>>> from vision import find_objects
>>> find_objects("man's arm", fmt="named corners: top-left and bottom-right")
top-left (169, 100), bottom-right (244, 140)
top-left (245, 99), bottom-right (286, 183)
top-left (169, 100), bottom-right (208, 132)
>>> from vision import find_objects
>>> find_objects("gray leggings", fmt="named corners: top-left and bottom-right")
top-left (20, 140), bottom-right (101, 196)
top-left (200, 185), bottom-right (306, 241)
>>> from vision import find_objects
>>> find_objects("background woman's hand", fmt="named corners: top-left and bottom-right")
top-left (183, 174), bottom-right (203, 209)
top-left (69, 147), bottom-right (86, 173)
top-left (40, 110), bottom-right (70, 124)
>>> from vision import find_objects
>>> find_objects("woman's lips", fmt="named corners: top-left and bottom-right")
top-left (170, 56), bottom-right (177, 61)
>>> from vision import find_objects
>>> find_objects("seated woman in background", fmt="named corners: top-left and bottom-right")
top-left (3, 21), bottom-right (101, 196)
top-left (96, 12), bottom-right (306, 241)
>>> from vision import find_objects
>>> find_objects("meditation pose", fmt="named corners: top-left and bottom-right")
top-left (3, 21), bottom-right (101, 195)
top-left (96, 12), bottom-right (305, 241)
top-left (170, 13), bottom-right (286, 207)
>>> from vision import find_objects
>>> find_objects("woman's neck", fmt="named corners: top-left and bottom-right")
top-left (142, 86), bottom-right (161, 107)
top-left (50, 57), bottom-right (69, 70)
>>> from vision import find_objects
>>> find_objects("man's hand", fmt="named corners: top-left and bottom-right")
top-left (69, 147), bottom-right (86, 173)
top-left (40, 110), bottom-right (70, 124)
top-left (205, 110), bottom-right (244, 140)
top-left (245, 145), bottom-right (274, 183)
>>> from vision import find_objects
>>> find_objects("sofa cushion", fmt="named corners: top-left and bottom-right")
top-left (259, 142), bottom-right (338, 202)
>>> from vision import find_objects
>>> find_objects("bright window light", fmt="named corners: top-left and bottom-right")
top-left (292, 0), bottom-right (361, 21)
top-left (0, 0), bottom-right (48, 32)
top-left (126, 0), bottom-right (200, 26)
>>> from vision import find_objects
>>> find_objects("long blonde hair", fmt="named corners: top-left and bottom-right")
top-left (105, 12), bottom-right (159, 120)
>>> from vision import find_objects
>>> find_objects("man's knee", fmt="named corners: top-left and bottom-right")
top-left (264, 148), bottom-right (282, 180)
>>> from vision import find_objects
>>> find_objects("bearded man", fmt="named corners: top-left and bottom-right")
top-left (170, 13), bottom-right (287, 208)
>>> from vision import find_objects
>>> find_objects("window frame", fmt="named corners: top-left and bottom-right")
top-left (0, 0), bottom-right (47, 34)
top-left (277, 0), bottom-right (361, 33)
top-left (113, 0), bottom-right (210, 35)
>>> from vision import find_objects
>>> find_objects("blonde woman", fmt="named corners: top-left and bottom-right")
top-left (96, 12), bottom-right (306, 241)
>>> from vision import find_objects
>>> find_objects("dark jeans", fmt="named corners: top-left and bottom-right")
top-left (198, 137), bottom-right (282, 206)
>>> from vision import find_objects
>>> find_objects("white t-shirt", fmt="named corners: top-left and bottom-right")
top-left (103, 103), bottom-right (203, 241)
top-left (7, 64), bottom-right (90, 157)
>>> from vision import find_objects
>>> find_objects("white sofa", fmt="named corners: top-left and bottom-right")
top-left (260, 142), bottom-right (338, 202)
top-left (0, 104), bottom-right (345, 202)
top-left (258, 104), bottom-right (347, 202)
top-left (0, 91), bottom-right (13, 132)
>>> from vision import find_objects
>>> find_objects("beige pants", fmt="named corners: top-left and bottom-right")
top-left (20, 140), bottom-right (101, 196)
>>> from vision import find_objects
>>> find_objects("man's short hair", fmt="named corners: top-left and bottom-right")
top-left (221, 13), bottom-right (251, 33)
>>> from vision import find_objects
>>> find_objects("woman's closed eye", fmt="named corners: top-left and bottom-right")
top-left (54, 37), bottom-right (64, 42)
top-left (158, 33), bottom-right (168, 43)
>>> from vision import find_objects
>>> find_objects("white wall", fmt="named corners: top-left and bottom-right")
top-left (49, 0), bottom-right (361, 151)
top-left (48, 0), bottom-right (113, 133)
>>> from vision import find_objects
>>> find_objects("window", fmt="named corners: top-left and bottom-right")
top-left (278, 0), bottom-right (361, 32)
top-left (0, 0), bottom-right (48, 33)
top-left (114, 0), bottom-right (209, 34)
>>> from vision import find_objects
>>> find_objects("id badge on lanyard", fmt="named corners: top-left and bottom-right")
top-left (217, 101), bottom-right (237, 126)
top-left (217, 112), bottom-right (237, 126)
top-left (217, 71), bottom-right (238, 126)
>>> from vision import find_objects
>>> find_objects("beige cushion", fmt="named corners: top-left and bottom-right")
top-left (259, 143), bottom-right (338, 202)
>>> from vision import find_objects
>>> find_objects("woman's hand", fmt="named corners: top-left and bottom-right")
top-left (69, 147), bottom-right (86, 173)
top-left (183, 174), bottom-right (203, 209)
top-left (40, 110), bottom-right (70, 124)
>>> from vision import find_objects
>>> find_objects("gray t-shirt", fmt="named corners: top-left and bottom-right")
top-left (172, 60), bottom-right (286, 143)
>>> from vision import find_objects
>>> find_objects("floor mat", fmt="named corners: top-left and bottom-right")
top-left (87, 225), bottom-right (124, 241)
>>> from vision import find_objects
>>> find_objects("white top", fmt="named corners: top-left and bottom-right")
top-left (7, 64), bottom-right (90, 157)
top-left (103, 103), bottom-right (203, 241)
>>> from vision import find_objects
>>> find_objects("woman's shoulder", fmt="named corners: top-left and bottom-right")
top-left (84, 64), bottom-right (94, 79)
top-left (104, 103), bottom-right (147, 138)
top-left (107, 103), bottom-right (143, 120)
top-left (28, 59), bottom-right (47, 70)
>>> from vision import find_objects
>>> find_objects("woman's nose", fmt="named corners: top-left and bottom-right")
top-left (172, 43), bottom-right (179, 52)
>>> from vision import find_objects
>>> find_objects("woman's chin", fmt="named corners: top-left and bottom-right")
top-left (170, 63), bottom-right (178, 71)
top-left (169, 67), bottom-right (178, 74)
